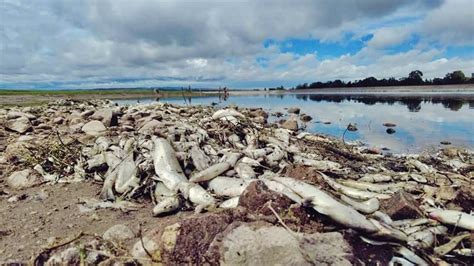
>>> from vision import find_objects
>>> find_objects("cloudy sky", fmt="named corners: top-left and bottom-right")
top-left (1, 0), bottom-right (473, 89)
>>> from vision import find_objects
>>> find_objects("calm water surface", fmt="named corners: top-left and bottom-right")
top-left (116, 93), bottom-right (474, 154)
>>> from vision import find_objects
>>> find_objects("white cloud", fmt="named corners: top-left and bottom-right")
top-left (0, 0), bottom-right (472, 89)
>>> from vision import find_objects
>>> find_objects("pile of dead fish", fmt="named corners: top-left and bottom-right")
top-left (1, 99), bottom-right (473, 264)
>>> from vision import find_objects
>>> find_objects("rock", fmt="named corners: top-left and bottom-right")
top-left (7, 111), bottom-right (36, 120)
top-left (131, 212), bottom-right (234, 264)
top-left (138, 119), bottom-right (162, 134)
top-left (103, 224), bottom-right (135, 242)
top-left (90, 108), bottom-right (117, 127)
top-left (46, 247), bottom-right (80, 265)
top-left (381, 191), bottom-right (423, 220)
top-left (442, 147), bottom-right (460, 158)
top-left (300, 114), bottom-right (312, 122)
top-left (383, 122), bottom-right (396, 127)
top-left (80, 110), bottom-right (94, 118)
top-left (53, 117), bottom-right (64, 124)
top-left (249, 109), bottom-right (268, 119)
top-left (451, 186), bottom-right (474, 213)
top-left (7, 169), bottom-right (36, 189)
top-left (273, 111), bottom-right (283, 117)
top-left (207, 223), bottom-right (352, 265)
top-left (323, 121), bottom-right (331, 125)
top-left (238, 180), bottom-right (292, 216)
top-left (67, 112), bottom-right (83, 125)
top-left (4, 116), bottom-right (32, 133)
top-left (281, 119), bottom-right (298, 131)
top-left (287, 107), bottom-right (300, 114)
top-left (386, 128), bottom-right (396, 134)
top-left (35, 123), bottom-right (52, 130)
top-left (81, 121), bottom-right (107, 136)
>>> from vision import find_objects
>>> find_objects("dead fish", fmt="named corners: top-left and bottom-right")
top-left (260, 179), bottom-right (303, 204)
top-left (409, 159), bottom-right (434, 174)
top-left (369, 218), bottom-right (407, 242)
top-left (266, 145), bottom-right (285, 166)
top-left (338, 179), bottom-right (405, 193)
top-left (189, 162), bottom-right (231, 183)
top-left (452, 248), bottom-right (473, 257)
top-left (220, 152), bottom-right (242, 167)
top-left (340, 195), bottom-right (379, 214)
top-left (115, 153), bottom-right (140, 194)
top-left (179, 182), bottom-right (216, 213)
top-left (358, 173), bottom-right (392, 183)
top-left (212, 109), bottom-right (244, 120)
top-left (99, 152), bottom-right (120, 200)
top-left (219, 197), bottom-right (240, 209)
top-left (152, 137), bottom-right (188, 191)
top-left (33, 164), bottom-right (58, 182)
top-left (293, 155), bottom-right (341, 171)
top-left (87, 153), bottom-right (106, 170)
top-left (242, 148), bottom-right (272, 159)
top-left (274, 128), bottom-right (290, 145)
top-left (394, 246), bottom-right (428, 266)
top-left (152, 196), bottom-right (181, 216)
top-left (434, 233), bottom-right (470, 256)
top-left (235, 162), bottom-right (256, 179)
top-left (389, 256), bottom-right (415, 266)
top-left (407, 225), bottom-right (448, 248)
top-left (79, 197), bottom-right (141, 212)
top-left (428, 209), bottom-right (474, 230)
top-left (320, 172), bottom-right (392, 200)
top-left (189, 146), bottom-right (211, 171)
top-left (271, 176), bottom-right (378, 233)
top-left (208, 176), bottom-right (251, 197)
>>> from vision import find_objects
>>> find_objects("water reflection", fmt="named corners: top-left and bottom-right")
top-left (293, 94), bottom-right (474, 112)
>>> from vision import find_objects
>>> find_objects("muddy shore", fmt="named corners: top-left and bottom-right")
top-left (0, 99), bottom-right (473, 264)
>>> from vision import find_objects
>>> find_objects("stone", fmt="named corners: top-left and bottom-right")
top-left (287, 107), bottom-right (300, 114)
top-left (90, 108), bottom-right (117, 127)
top-left (451, 186), bottom-right (474, 213)
top-left (7, 169), bottom-right (36, 189)
top-left (381, 191), bottom-right (423, 220)
top-left (81, 121), bottom-right (107, 136)
top-left (383, 122), bottom-right (396, 127)
top-left (131, 212), bottom-right (233, 264)
top-left (53, 117), bottom-right (64, 124)
top-left (46, 247), bottom-right (80, 265)
top-left (138, 119), bottom-right (162, 134)
top-left (281, 119), bottom-right (298, 131)
top-left (4, 116), bottom-right (32, 133)
top-left (208, 223), bottom-right (352, 265)
top-left (238, 180), bottom-right (292, 216)
top-left (7, 111), bottom-right (36, 120)
top-left (67, 112), bottom-right (83, 125)
top-left (300, 114), bottom-right (312, 122)
top-left (249, 109), bottom-right (268, 119)
top-left (103, 224), bottom-right (135, 242)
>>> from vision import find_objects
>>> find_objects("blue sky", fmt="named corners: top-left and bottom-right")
top-left (0, 0), bottom-right (473, 89)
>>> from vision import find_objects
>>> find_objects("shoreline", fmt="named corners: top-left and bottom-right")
top-left (1, 84), bottom-right (474, 106)
top-left (0, 99), bottom-right (472, 263)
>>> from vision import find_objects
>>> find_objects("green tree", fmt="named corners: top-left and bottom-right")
top-left (444, 70), bottom-right (466, 84)
top-left (408, 70), bottom-right (424, 85)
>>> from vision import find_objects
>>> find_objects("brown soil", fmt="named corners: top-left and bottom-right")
top-left (0, 181), bottom-right (189, 263)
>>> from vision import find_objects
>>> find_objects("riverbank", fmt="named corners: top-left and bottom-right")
top-left (0, 99), bottom-right (473, 264)
top-left (0, 89), bottom-right (213, 106)
top-left (2, 84), bottom-right (473, 106)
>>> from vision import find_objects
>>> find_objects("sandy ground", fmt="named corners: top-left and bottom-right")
top-left (0, 181), bottom-right (190, 262)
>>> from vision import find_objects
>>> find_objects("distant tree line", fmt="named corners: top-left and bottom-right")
top-left (293, 70), bottom-right (473, 90)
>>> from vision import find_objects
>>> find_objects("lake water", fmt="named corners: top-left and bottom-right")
top-left (115, 92), bottom-right (474, 154)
